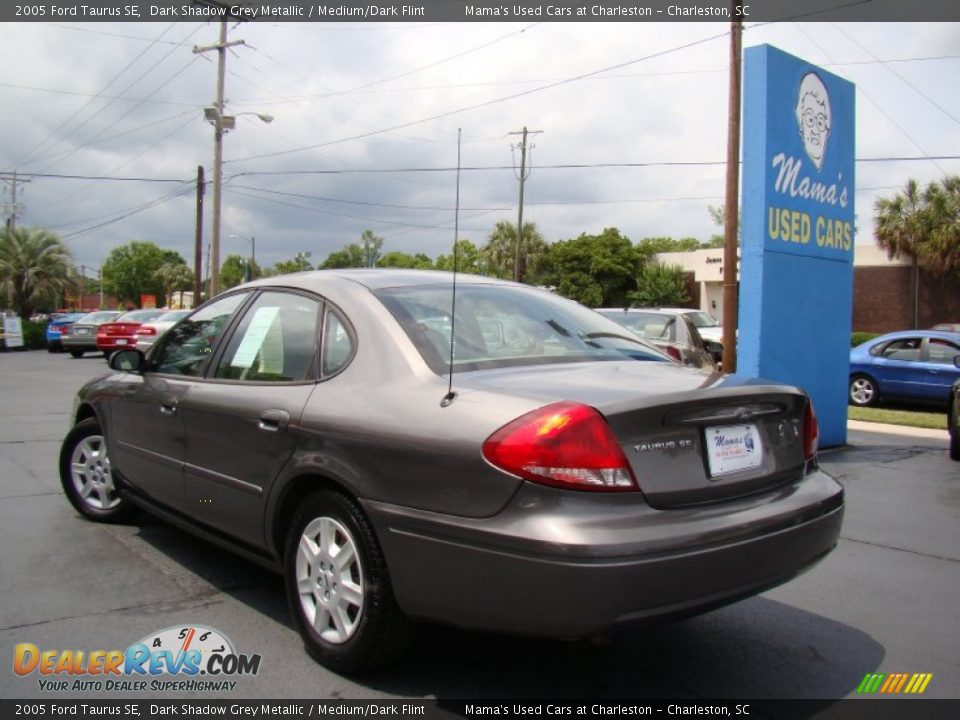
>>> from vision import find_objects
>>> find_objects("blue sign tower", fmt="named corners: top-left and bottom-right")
top-left (739, 45), bottom-right (856, 447)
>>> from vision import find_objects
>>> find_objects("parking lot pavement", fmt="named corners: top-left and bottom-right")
top-left (1, 350), bottom-right (958, 702)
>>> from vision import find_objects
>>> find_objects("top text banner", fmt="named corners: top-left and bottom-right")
top-left (4, 0), bottom-right (960, 22)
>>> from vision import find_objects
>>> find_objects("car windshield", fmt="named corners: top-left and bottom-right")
top-left (116, 309), bottom-right (166, 323)
top-left (375, 284), bottom-right (669, 373)
top-left (78, 311), bottom-right (120, 324)
top-left (157, 310), bottom-right (191, 322)
top-left (684, 311), bottom-right (720, 328)
top-left (598, 310), bottom-right (677, 342)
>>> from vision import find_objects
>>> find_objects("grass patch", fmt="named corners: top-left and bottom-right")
top-left (849, 406), bottom-right (947, 430)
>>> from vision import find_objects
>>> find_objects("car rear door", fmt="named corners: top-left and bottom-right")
top-left (177, 290), bottom-right (325, 548)
top-left (920, 337), bottom-right (960, 401)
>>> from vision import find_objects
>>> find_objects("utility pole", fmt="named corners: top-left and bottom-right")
top-left (194, 20), bottom-right (244, 298)
top-left (250, 236), bottom-right (256, 280)
top-left (79, 265), bottom-right (86, 310)
top-left (1, 171), bottom-right (30, 230)
top-left (194, 165), bottom-right (205, 306)
top-left (508, 126), bottom-right (543, 283)
top-left (721, 10), bottom-right (742, 373)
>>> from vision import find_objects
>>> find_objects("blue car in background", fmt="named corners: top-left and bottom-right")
top-left (849, 330), bottom-right (960, 407)
top-left (45, 313), bottom-right (86, 353)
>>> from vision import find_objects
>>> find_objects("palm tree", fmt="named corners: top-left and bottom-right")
top-left (874, 180), bottom-right (927, 328)
top-left (481, 220), bottom-right (548, 283)
top-left (0, 226), bottom-right (74, 318)
top-left (154, 261), bottom-right (194, 307)
top-left (918, 176), bottom-right (960, 276)
top-left (874, 177), bottom-right (960, 328)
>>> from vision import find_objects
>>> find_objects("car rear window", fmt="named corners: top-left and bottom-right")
top-left (375, 284), bottom-right (669, 374)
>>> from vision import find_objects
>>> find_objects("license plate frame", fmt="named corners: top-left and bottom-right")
top-left (704, 424), bottom-right (762, 477)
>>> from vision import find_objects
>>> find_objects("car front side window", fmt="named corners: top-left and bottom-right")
top-left (149, 293), bottom-right (250, 377)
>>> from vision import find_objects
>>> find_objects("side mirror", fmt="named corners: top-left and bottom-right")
top-left (109, 349), bottom-right (146, 373)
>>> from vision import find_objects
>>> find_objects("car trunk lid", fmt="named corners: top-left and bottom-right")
top-left (458, 360), bottom-right (809, 507)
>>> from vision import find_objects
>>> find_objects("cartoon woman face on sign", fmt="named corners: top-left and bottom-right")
top-left (795, 72), bottom-right (831, 171)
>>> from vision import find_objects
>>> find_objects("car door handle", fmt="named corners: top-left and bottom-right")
top-left (159, 401), bottom-right (178, 416)
top-left (258, 409), bottom-right (290, 432)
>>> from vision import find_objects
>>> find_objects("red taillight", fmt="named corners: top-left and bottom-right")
top-left (663, 345), bottom-right (682, 362)
top-left (482, 402), bottom-right (638, 492)
top-left (803, 400), bottom-right (819, 462)
top-left (135, 327), bottom-right (157, 336)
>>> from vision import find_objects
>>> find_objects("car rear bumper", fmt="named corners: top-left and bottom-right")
top-left (364, 469), bottom-right (843, 638)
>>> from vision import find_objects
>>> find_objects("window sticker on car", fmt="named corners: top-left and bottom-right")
top-left (231, 307), bottom-right (281, 369)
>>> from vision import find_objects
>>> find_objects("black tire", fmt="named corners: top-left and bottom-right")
top-left (284, 491), bottom-right (413, 673)
top-left (69, 349), bottom-right (84, 359)
top-left (950, 404), bottom-right (960, 462)
top-left (59, 418), bottom-right (133, 523)
top-left (849, 374), bottom-right (878, 407)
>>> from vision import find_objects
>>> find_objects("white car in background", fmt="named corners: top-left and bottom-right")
top-left (134, 309), bottom-right (191, 353)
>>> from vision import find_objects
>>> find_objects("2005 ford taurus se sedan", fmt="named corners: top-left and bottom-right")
top-left (60, 270), bottom-right (844, 673)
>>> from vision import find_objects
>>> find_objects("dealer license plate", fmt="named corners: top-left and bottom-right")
top-left (115, 339), bottom-right (128, 345)
top-left (705, 424), bottom-right (762, 477)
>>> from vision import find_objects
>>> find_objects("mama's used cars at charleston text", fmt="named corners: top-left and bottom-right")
top-left (60, 270), bottom-right (844, 673)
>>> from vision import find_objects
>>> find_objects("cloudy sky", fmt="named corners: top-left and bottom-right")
top-left (0, 19), bottom-right (958, 276)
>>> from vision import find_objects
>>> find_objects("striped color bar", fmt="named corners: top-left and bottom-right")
top-left (857, 673), bottom-right (933, 694)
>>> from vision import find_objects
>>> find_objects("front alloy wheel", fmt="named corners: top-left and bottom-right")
top-left (849, 374), bottom-right (878, 407)
top-left (285, 491), bottom-right (412, 673)
top-left (59, 418), bottom-right (132, 522)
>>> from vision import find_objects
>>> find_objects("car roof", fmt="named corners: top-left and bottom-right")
top-left (242, 268), bottom-right (519, 293)
top-left (869, 330), bottom-right (960, 342)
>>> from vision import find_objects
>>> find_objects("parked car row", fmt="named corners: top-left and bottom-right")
top-left (47, 309), bottom-right (192, 359)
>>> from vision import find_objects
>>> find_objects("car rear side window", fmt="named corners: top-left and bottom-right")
top-left (376, 284), bottom-right (667, 374)
top-left (149, 293), bottom-right (249, 377)
top-left (321, 309), bottom-right (354, 377)
top-left (214, 291), bottom-right (321, 382)
top-left (928, 339), bottom-right (960, 365)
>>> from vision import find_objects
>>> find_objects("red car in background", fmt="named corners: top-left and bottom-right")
top-left (96, 309), bottom-right (167, 358)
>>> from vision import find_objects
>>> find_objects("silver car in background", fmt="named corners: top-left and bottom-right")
top-left (596, 307), bottom-right (717, 370)
top-left (134, 309), bottom-right (192, 353)
top-left (60, 270), bottom-right (843, 673)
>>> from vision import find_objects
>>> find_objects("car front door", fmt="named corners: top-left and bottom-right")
top-left (178, 290), bottom-right (325, 549)
top-left (110, 292), bottom-right (251, 511)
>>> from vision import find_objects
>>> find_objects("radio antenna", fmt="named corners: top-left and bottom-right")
top-left (441, 128), bottom-right (462, 408)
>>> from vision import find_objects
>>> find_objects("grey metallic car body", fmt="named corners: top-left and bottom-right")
top-left (63, 270), bottom-right (843, 668)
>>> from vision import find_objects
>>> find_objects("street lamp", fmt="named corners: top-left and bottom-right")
top-left (204, 106), bottom-right (272, 297)
top-left (229, 233), bottom-right (256, 282)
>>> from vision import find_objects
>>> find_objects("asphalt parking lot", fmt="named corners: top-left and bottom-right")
top-left (1, 350), bottom-right (958, 703)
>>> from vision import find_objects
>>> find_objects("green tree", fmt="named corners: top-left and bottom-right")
top-left (320, 244), bottom-right (364, 269)
top-left (636, 236), bottom-right (704, 263)
top-left (376, 251), bottom-right (434, 269)
top-left (629, 263), bottom-right (691, 307)
top-left (481, 220), bottom-right (548, 283)
top-left (273, 252), bottom-right (314, 275)
top-left (360, 230), bottom-right (384, 268)
top-left (542, 227), bottom-right (640, 307)
top-left (101, 241), bottom-right (183, 308)
top-left (0, 226), bottom-right (74, 317)
top-left (434, 239), bottom-right (485, 275)
top-left (220, 254), bottom-right (247, 289)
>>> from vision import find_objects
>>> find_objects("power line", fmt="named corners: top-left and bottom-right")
top-left (225, 27), bottom-right (735, 166)
top-left (15, 23), bottom-right (181, 169)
